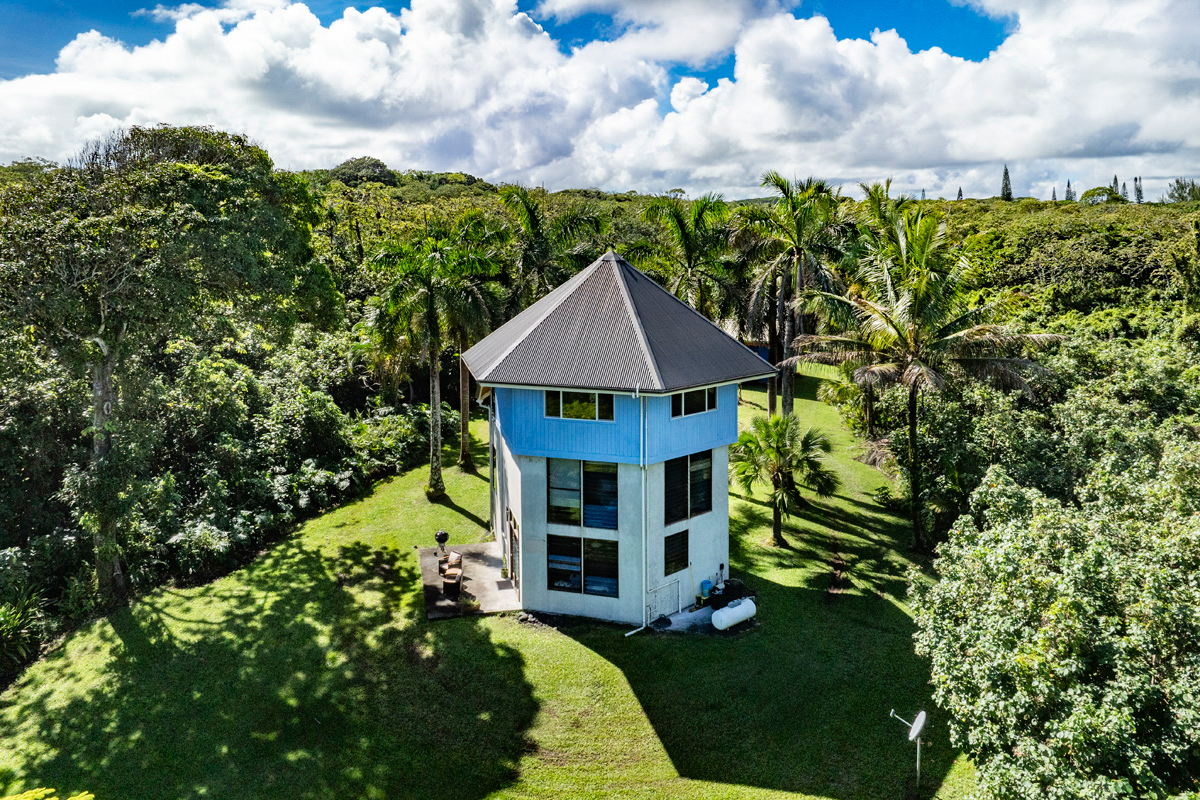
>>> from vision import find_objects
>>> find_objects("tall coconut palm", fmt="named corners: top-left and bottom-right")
top-left (499, 185), bottom-right (602, 310)
top-left (735, 172), bottom-right (855, 415)
top-left (790, 208), bottom-right (1058, 552)
top-left (642, 193), bottom-right (737, 320)
top-left (371, 213), bottom-right (500, 497)
top-left (730, 414), bottom-right (841, 547)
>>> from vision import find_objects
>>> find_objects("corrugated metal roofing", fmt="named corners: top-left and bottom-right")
top-left (462, 251), bottom-right (775, 393)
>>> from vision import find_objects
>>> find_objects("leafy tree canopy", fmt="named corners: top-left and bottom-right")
top-left (329, 156), bottom-right (397, 187)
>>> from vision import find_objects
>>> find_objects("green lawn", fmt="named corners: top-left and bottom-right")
top-left (0, 376), bottom-right (975, 800)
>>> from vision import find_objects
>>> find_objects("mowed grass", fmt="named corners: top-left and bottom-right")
top-left (0, 376), bottom-right (976, 800)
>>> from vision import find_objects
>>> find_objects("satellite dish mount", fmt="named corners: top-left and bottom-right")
top-left (890, 708), bottom-right (927, 784)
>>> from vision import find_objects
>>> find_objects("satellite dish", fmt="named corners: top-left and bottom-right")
top-left (909, 710), bottom-right (926, 741)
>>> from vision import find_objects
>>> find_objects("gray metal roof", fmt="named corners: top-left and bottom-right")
top-left (462, 251), bottom-right (775, 393)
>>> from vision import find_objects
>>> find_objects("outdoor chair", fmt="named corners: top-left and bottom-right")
top-left (442, 567), bottom-right (463, 597)
top-left (439, 550), bottom-right (463, 575)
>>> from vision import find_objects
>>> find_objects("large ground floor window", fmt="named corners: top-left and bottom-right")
top-left (547, 534), bottom-right (619, 597)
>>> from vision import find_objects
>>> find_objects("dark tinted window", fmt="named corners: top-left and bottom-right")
top-left (664, 530), bottom-right (688, 576)
top-left (689, 450), bottom-right (712, 516)
top-left (583, 539), bottom-right (619, 597)
top-left (548, 458), bottom-right (581, 524)
top-left (547, 535), bottom-right (582, 593)
top-left (664, 456), bottom-right (689, 525)
top-left (684, 389), bottom-right (707, 415)
top-left (545, 390), bottom-right (561, 417)
top-left (598, 393), bottom-right (614, 421)
top-left (671, 393), bottom-right (682, 417)
top-left (582, 462), bottom-right (618, 529)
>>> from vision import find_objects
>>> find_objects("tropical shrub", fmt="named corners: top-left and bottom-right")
top-left (0, 591), bottom-right (43, 671)
top-left (913, 461), bottom-right (1200, 800)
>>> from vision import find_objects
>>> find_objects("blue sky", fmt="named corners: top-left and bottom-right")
top-left (0, 0), bottom-right (1195, 199)
top-left (0, 0), bottom-right (1012, 80)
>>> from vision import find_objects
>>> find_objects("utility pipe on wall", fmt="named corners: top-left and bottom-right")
top-left (626, 386), bottom-right (649, 638)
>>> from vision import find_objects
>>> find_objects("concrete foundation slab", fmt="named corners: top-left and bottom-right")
top-left (419, 540), bottom-right (521, 621)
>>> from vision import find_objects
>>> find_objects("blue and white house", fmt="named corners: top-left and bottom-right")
top-left (462, 252), bottom-right (774, 626)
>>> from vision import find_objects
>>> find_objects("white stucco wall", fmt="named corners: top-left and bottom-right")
top-left (516, 459), bottom-right (645, 624)
top-left (643, 445), bottom-right (730, 620)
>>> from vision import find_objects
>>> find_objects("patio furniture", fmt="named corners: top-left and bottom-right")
top-left (439, 550), bottom-right (463, 575)
top-left (442, 567), bottom-right (463, 597)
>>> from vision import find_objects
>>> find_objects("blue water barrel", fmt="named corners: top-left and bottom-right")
top-left (700, 579), bottom-right (713, 598)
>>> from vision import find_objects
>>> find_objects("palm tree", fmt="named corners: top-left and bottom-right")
top-left (730, 414), bottom-right (841, 546)
top-left (371, 213), bottom-right (500, 497)
top-left (790, 207), bottom-right (1057, 552)
top-left (735, 172), bottom-right (855, 415)
top-left (499, 185), bottom-right (602, 310)
top-left (642, 193), bottom-right (736, 320)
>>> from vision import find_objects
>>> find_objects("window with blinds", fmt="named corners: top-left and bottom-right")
top-left (664, 530), bottom-right (688, 576)
top-left (663, 449), bottom-right (713, 524)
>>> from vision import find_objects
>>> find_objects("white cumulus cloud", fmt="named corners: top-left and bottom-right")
top-left (0, 0), bottom-right (1197, 199)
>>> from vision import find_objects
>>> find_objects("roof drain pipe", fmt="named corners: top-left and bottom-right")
top-left (626, 385), bottom-right (649, 638)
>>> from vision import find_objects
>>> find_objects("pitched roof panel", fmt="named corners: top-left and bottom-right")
top-left (462, 251), bottom-right (774, 392)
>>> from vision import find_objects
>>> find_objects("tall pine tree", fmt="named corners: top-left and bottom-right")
top-left (1112, 174), bottom-right (1120, 194)
top-left (957, 187), bottom-right (963, 201)
top-left (921, 188), bottom-right (926, 200)
top-left (1122, 181), bottom-right (1129, 199)
top-left (1052, 186), bottom-right (1057, 201)
top-left (1001, 164), bottom-right (1013, 201)
top-left (1065, 179), bottom-right (1075, 202)
top-left (1135, 176), bottom-right (1144, 203)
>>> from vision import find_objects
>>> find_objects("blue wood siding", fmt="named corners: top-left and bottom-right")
top-left (645, 384), bottom-right (739, 463)
top-left (496, 384), bottom-right (740, 464)
top-left (496, 388), bottom-right (642, 463)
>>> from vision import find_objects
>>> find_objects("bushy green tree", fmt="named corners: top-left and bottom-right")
top-left (913, 457), bottom-right (1200, 800)
top-left (0, 126), bottom-right (318, 602)
top-left (1166, 178), bottom-right (1200, 203)
top-left (1001, 165), bottom-right (1013, 200)
top-left (329, 156), bottom-right (396, 187)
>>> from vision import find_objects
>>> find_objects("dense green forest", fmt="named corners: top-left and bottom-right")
top-left (2, 129), bottom-right (1199, 799)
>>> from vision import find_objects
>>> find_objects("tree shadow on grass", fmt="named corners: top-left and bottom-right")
top-left (3, 539), bottom-right (536, 800)
top-left (565, 570), bottom-right (956, 800)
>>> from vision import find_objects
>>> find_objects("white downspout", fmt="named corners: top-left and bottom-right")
top-left (626, 385), bottom-right (649, 637)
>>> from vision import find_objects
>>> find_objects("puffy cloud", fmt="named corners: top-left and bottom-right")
top-left (0, 0), bottom-right (1197, 200)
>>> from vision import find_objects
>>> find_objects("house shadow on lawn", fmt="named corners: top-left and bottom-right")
top-left (4, 539), bottom-right (536, 800)
top-left (564, 502), bottom-right (954, 800)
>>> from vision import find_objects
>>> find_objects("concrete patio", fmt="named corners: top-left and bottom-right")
top-left (418, 540), bottom-right (521, 620)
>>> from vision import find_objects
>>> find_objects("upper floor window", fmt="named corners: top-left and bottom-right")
top-left (671, 387), bottom-right (717, 417)
top-left (664, 450), bottom-right (713, 525)
top-left (548, 458), bottom-right (619, 529)
top-left (546, 390), bottom-right (614, 421)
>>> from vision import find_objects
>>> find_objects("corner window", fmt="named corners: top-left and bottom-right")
top-left (548, 535), bottom-right (619, 597)
top-left (545, 390), bottom-right (614, 421)
top-left (671, 387), bottom-right (718, 417)
top-left (664, 450), bottom-right (713, 525)
top-left (664, 530), bottom-right (688, 577)
top-left (548, 459), bottom-right (619, 530)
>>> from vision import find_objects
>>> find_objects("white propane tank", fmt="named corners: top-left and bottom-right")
top-left (712, 597), bottom-right (756, 631)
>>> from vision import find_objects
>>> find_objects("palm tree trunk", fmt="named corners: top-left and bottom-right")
top-left (779, 266), bottom-right (794, 415)
top-left (865, 386), bottom-right (876, 439)
top-left (907, 382), bottom-right (926, 552)
top-left (458, 331), bottom-right (474, 471)
top-left (427, 353), bottom-right (446, 500)
top-left (767, 270), bottom-right (779, 415)
top-left (771, 473), bottom-right (785, 546)
top-left (90, 346), bottom-right (127, 604)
